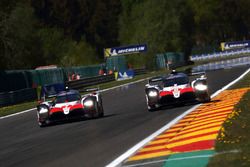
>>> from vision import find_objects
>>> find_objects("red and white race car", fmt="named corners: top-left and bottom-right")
top-left (37, 88), bottom-right (104, 127)
top-left (145, 71), bottom-right (211, 111)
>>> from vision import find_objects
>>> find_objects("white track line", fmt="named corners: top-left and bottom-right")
top-left (106, 67), bottom-right (250, 167)
top-left (0, 78), bottom-right (149, 120)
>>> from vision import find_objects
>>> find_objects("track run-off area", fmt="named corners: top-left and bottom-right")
top-left (0, 66), bottom-right (249, 167)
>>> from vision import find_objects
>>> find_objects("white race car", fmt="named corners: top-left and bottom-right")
top-left (37, 88), bottom-right (104, 127)
top-left (145, 71), bottom-right (211, 111)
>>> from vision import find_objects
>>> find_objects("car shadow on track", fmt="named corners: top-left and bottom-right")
top-left (39, 114), bottom-right (117, 128)
top-left (154, 100), bottom-right (216, 112)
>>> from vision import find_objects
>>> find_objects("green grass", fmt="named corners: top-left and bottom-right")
top-left (207, 73), bottom-right (250, 167)
top-left (0, 101), bottom-right (37, 117)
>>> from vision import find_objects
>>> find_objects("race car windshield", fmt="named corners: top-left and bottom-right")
top-left (164, 77), bottom-right (189, 87)
top-left (55, 94), bottom-right (81, 103)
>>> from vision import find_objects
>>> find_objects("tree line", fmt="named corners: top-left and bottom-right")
top-left (0, 0), bottom-right (249, 69)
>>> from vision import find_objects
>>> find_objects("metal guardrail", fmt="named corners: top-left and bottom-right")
top-left (134, 68), bottom-right (147, 75)
top-left (66, 68), bottom-right (147, 90)
top-left (0, 88), bottom-right (37, 107)
top-left (192, 56), bottom-right (250, 73)
top-left (66, 74), bottom-right (115, 90)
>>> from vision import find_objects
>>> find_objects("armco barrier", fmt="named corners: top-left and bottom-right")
top-left (134, 68), bottom-right (147, 75)
top-left (0, 88), bottom-right (37, 107)
top-left (65, 68), bottom-right (148, 90)
top-left (65, 74), bottom-right (115, 90)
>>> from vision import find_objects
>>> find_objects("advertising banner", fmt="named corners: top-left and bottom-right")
top-left (104, 44), bottom-right (147, 57)
top-left (221, 40), bottom-right (250, 51)
top-left (117, 70), bottom-right (135, 81)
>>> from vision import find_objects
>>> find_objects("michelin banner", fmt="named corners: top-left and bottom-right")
top-left (104, 44), bottom-right (147, 57)
top-left (221, 40), bottom-right (250, 51)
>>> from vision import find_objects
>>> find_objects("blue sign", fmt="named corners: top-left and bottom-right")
top-left (223, 40), bottom-right (250, 50)
top-left (117, 70), bottom-right (135, 81)
top-left (104, 44), bottom-right (147, 57)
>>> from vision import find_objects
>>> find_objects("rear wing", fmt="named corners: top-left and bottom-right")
top-left (40, 83), bottom-right (65, 101)
top-left (188, 71), bottom-right (206, 76)
top-left (148, 76), bottom-right (164, 86)
top-left (79, 87), bottom-right (100, 93)
top-left (189, 71), bottom-right (207, 80)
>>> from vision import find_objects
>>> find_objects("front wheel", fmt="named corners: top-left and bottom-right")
top-left (198, 93), bottom-right (211, 103)
top-left (147, 105), bottom-right (158, 112)
top-left (98, 104), bottom-right (104, 117)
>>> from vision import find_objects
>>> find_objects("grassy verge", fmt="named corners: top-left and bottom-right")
top-left (207, 73), bottom-right (250, 167)
top-left (0, 101), bottom-right (37, 117)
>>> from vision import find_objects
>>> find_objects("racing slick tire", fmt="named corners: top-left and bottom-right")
top-left (38, 119), bottom-right (50, 127)
top-left (147, 105), bottom-right (158, 112)
top-left (91, 100), bottom-right (104, 118)
top-left (98, 105), bottom-right (104, 117)
top-left (199, 93), bottom-right (211, 103)
top-left (97, 96), bottom-right (104, 117)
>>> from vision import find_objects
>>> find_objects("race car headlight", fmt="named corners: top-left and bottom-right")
top-left (194, 84), bottom-right (208, 91)
top-left (148, 90), bottom-right (158, 97)
top-left (39, 107), bottom-right (49, 114)
top-left (84, 100), bottom-right (94, 107)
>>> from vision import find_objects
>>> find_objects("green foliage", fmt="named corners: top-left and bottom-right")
top-left (119, 0), bottom-right (193, 69)
top-left (60, 39), bottom-right (99, 66)
top-left (1, 0), bottom-right (250, 70)
top-left (0, 2), bottom-right (42, 69)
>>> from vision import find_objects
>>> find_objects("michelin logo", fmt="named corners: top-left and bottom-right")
top-left (105, 44), bottom-right (147, 57)
top-left (115, 46), bottom-right (146, 55)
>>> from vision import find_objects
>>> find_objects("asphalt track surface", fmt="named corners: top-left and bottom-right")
top-left (0, 66), bottom-right (248, 167)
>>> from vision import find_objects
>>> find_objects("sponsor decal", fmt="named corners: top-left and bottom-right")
top-left (62, 105), bottom-right (71, 115)
top-left (173, 84), bottom-right (180, 98)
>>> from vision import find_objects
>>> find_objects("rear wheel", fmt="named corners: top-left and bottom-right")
top-left (92, 100), bottom-right (104, 118)
top-left (97, 97), bottom-right (104, 117)
top-left (98, 105), bottom-right (104, 117)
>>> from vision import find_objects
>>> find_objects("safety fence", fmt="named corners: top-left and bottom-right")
top-left (0, 67), bottom-right (147, 107)
top-left (0, 88), bottom-right (37, 107)
top-left (192, 56), bottom-right (250, 73)
top-left (0, 65), bottom-right (102, 92)
top-left (190, 48), bottom-right (250, 61)
top-left (156, 52), bottom-right (186, 69)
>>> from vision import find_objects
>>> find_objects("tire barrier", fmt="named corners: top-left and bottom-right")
top-left (0, 88), bottom-right (37, 107)
top-left (65, 74), bottom-right (115, 90)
